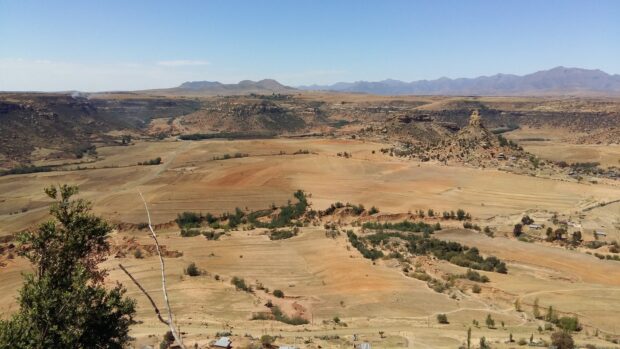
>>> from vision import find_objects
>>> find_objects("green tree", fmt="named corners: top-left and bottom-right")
top-left (557, 316), bottom-right (581, 332)
top-left (121, 134), bottom-right (132, 145)
top-left (546, 227), bottom-right (554, 241)
top-left (521, 215), bottom-right (534, 225)
top-left (514, 298), bottom-right (522, 312)
top-left (467, 327), bottom-right (471, 349)
top-left (479, 336), bottom-right (489, 349)
top-left (0, 185), bottom-right (136, 348)
top-left (485, 314), bottom-right (495, 329)
top-left (533, 298), bottom-right (541, 319)
top-left (260, 335), bottom-right (274, 346)
top-left (185, 262), bottom-right (201, 276)
top-left (437, 313), bottom-right (449, 324)
top-left (545, 305), bottom-right (558, 323)
top-left (513, 223), bottom-right (523, 237)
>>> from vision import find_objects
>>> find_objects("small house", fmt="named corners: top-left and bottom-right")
top-left (213, 337), bottom-right (232, 349)
top-left (355, 343), bottom-right (372, 349)
top-left (279, 346), bottom-right (299, 349)
top-left (594, 230), bottom-right (607, 237)
top-left (529, 224), bottom-right (543, 230)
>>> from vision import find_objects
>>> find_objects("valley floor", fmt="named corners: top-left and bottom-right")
top-left (1, 137), bottom-right (619, 348)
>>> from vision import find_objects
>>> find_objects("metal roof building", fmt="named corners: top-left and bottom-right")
top-left (213, 337), bottom-right (232, 348)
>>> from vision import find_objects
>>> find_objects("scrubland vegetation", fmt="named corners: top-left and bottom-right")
top-left (349, 229), bottom-right (508, 273)
top-left (137, 157), bottom-right (162, 165)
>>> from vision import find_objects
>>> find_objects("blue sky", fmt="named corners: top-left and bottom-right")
top-left (1, 0), bottom-right (619, 91)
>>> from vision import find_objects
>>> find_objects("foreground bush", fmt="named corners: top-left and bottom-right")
top-left (0, 185), bottom-right (136, 348)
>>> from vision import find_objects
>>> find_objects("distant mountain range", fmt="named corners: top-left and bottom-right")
top-left (149, 67), bottom-right (620, 96)
top-left (152, 79), bottom-right (297, 96)
top-left (298, 67), bottom-right (620, 96)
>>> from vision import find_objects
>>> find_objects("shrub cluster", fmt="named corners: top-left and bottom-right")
top-left (437, 314), bottom-right (449, 324)
top-left (441, 209), bottom-right (471, 220)
top-left (594, 253), bottom-right (620, 261)
top-left (0, 165), bottom-right (53, 176)
top-left (212, 153), bottom-right (249, 160)
top-left (174, 191), bottom-right (308, 232)
top-left (203, 231), bottom-right (223, 240)
top-left (73, 143), bottom-right (97, 158)
top-left (463, 222), bottom-right (481, 231)
top-left (270, 306), bottom-right (308, 325)
top-left (185, 262), bottom-right (201, 276)
top-left (180, 229), bottom-right (202, 237)
top-left (269, 229), bottom-right (298, 240)
top-left (460, 269), bottom-right (490, 283)
top-left (249, 190), bottom-right (308, 228)
top-left (362, 220), bottom-right (440, 234)
top-left (231, 276), bottom-right (252, 292)
top-left (364, 231), bottom-right (508, 273)
top-left (570, 161), bottom-right (602, 175)
top-left (320, 202), bottom-right (365, 216)
top-left (557, 316), bottom-right (581, 332)
top-left (224, 208), bottom-right (245, 228)
top-left (497, 134), bottom-right (520, 149)
top-left (137, 157), bottom-right (161, 165)
top-left (347, 231), bottom-right (384, 260)
top-left (176, 211), bottom-right (203, 229)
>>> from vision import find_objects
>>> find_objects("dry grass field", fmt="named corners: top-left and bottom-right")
top-left (1, 137), bottom-right (619, 348)
top-left (505, 127), bottom-right (620, 168)
top-left (2, 138), bottom-right (618, 234)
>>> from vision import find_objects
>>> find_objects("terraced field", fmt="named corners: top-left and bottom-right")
top-left (1, 137), bottom-right (620, 348)
top-left (2, 138), bottom-right (619, 236)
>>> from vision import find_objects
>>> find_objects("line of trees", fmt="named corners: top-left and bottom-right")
top-left (359, 231), bottom-right (507, 273)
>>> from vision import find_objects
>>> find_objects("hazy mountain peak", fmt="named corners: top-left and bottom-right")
top-left (178, 81), bottom-right (223, 90)
top-left (160, 79), bottom-right (296, 96)
top-left (299, 67), bottom-right (620, 96)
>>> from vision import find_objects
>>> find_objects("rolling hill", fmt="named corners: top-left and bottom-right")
top-left (149, 79), bottom-right (298, 96)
